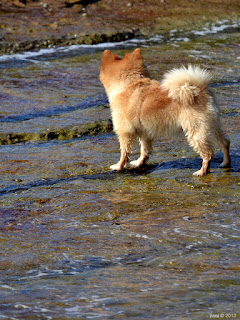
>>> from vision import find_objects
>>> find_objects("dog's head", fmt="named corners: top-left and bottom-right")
top-left (100, 48), bottom-right (149, 87)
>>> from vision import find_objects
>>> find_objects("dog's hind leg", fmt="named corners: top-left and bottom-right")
top-left (214, 129), bottom-right (231, 168)
top-left (110, 133), bottom-right (136, 171)
top-left (130, 136), bottom-right (152, 168)
top-left (187, 132), bottom-right (214, 176)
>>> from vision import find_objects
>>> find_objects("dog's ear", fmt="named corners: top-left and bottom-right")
top-left (102, 50), bottom-right (118, 61)
top-left (103, 49), bottom-right (112, 57)
top-left (131, 48), bottom-right (143, 60)
top-left (102, 50), bottom-right (113, 60)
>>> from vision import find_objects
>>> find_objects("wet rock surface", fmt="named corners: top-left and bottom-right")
top-left (0, 11), bottom-right (240, 320)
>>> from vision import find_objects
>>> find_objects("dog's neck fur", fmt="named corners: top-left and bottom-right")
top-left (105, 72), bottom-right (149, 104)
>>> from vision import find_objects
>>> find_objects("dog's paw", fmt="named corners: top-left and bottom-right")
top-left (220, 161), bottom-right (231, 168)
top-left (110, 163), bottom-right (122, 171)
top-left (193, 169), bottom-right (207, 176)
top-left (130, 160), bottom-right (142, 168)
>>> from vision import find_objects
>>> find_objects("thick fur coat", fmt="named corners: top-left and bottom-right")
top-left (100, 48), bottom-right (231, 176)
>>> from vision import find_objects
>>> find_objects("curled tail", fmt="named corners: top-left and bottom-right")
top-left (161, 65), bottom-right (212, 105)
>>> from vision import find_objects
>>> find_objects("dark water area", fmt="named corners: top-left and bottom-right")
top-left (0, 21), bottom-right (240, 319)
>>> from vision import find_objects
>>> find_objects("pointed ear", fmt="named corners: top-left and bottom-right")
top-left (102, 50), bottom-right (112, 59)
top-left (131, 48), bottom-right (143, 60)
top-left (102, 50), bottom-right (118, 61)
top-left (103, 49), bottom-right (112, 56)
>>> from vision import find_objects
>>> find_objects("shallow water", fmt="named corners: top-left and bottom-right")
top-left (0, 24), bottom-right (240, 319)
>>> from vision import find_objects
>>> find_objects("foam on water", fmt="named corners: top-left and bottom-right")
top-left (0, 19), bottom-right (239, 63)
top-left (193, 19), bottom-right (239, 35)
top-left (0, 38), bottom-right (140, 63)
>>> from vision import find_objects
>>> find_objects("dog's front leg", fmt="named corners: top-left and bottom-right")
top-left (110, 133), bottom-right (135, 171)
top-left (110, 151), bottom-right (129, 171)
top-left (130, 137), bottom-right (152, 168)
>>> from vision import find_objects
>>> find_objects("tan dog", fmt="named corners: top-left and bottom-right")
top-left (100, 48), bottom-right (231, 176)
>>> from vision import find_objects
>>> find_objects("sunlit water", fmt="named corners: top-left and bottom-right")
top-left (0, 20), bottom-right (240, 319)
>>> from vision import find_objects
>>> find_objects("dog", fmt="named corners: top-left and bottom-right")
top-left (100, 48), bottom-right (231, 176)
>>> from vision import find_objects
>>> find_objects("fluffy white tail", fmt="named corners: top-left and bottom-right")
top-left (161, 65), bottom-right (212, 105)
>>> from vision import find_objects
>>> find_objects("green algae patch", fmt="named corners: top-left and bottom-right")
top-left (0, 119), bottom-right (113, 145)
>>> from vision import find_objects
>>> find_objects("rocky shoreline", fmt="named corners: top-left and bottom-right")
top-left (0, 29), bottom-right (142, 55)
top-left (1, 0), bottom-right (239, 55)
